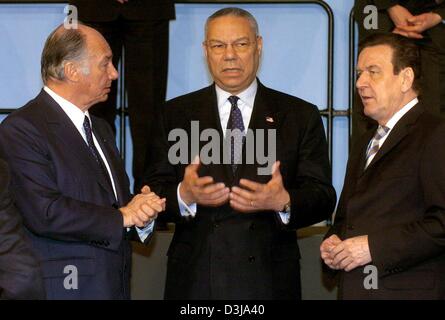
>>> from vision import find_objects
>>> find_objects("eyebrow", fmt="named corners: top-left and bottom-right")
top-left (357, 64), bottom-right (381, 72)
top-left (100, 54), bottom-right (112, 63)
top-left (207, 36), bottom-right (250, 43)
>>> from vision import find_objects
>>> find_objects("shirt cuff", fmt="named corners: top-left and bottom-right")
top-left (136, 221), bottom-right (155, 242)
top-left (277, 211), bottom-right (291, 225)
top-left (177, 183), bottom-right (197, 218)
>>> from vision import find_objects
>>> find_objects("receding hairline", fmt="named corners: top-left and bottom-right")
top-left (204, 8), bottom-right (259, 39)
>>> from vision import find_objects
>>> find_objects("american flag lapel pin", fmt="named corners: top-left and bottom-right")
top-left (266, 116), bottom-right (274, 123)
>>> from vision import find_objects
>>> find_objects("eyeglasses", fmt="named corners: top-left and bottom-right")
top-left (204, 39), bottom-right (256, 54)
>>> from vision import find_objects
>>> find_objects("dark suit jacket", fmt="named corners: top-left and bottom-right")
top-left (0, 159), bottom-right (45, 300)
top-left (0, 90), bottom-right (144, 299)
top-left (70, 0), bottom-right (175, 22)
top-left (143, 81), bottom-right (336, 299)
top-left (326, 102), bottom-right (445, 299)
top-left (354, 0), bottom-right (445, 45)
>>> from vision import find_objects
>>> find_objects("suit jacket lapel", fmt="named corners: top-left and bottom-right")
top-left (40, 90), bottom-right (115, 196)
top-left (92, 120), bottom-right (127, 205)
top-left (361, 102), bottom-right (424, 175)
top-left (189, 85), bottom-right (233, 184)
top-left (235, 81), bottom-right (283, 183)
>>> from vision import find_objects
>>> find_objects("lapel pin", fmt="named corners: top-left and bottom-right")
top-left (266, 117), bottom-right (274, 123)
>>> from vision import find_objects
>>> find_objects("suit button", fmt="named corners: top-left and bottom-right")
top-left (112, 203), bottom-right (119, 209)
top-left (214, 223), bottom-right (219, 228)
top-left (347, 224), bottom-right (354, 230)
top-left (248, 256), bottom-right (255, 263)
top-left (249, 223), bottom-right (255, 231)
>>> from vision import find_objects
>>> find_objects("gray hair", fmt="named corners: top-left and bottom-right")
top-left (204, 7), bottom-right (259, 39)
top-left (41, 23), bottom-right (89, 84)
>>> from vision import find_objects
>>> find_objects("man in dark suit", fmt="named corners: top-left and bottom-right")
top-left (143, 7), bottom-right (336, 300)
top-left (0, 23), bottom-right (165, 299)
top-left (321, 33), bottom-right (445, 299)
top-left (69, 0), bottom-right (175, 190)
top-left (0, 159), bottom-right (45, 300)
top-left (353, 0), bottom-right (445, 142)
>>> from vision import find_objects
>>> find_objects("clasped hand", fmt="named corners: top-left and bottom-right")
top-left (179, 157), bottom-right (290, 213)
top-left (120, 186), bottom-right (166, 228)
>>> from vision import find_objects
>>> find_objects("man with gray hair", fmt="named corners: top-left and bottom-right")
top-left (143, 7), bottom-right (335, 299)
top-left (0, 23), bottom-right (165, 299)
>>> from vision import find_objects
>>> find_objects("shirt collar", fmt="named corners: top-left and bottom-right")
top-left (44, 86), bottom-right (91, 129)
top-left (385, 97), bottom-right (419, 130)
top-left (215, 78), bottom-right (258, 111)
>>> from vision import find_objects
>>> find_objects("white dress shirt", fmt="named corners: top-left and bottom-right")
top-left (366, 97), bottom-right (418, 166)
top-left (176, 80), bottom-right (290, 224)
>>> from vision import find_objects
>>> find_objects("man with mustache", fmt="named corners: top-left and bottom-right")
top-left (144, 7), bottom-right (336, 299)
top-left (321, 33), bottom-right (445, 299)
top-left (0, 23), bottom-right (165, 299)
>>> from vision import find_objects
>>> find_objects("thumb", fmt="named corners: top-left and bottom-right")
top-left (140, 185), bottom-right (151, 194)
top-left (189, 155), bottom-right (201, 171)
top-left (271, 161), bottom-right (282, 179)
top-left (407, 16), bottom-right (420, 24)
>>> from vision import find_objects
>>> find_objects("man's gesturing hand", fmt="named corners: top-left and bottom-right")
top-left (229, 161), bottom-right (290, 213)
top-left (179, 156), bottom-right (230, 207)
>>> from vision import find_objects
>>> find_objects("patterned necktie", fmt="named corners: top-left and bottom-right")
top-left (365, 125), bottom-right (390, 168)
top-left (83, 115), bottom-right (114, 191)
top-left (226, 96), bottom-right (245, 172)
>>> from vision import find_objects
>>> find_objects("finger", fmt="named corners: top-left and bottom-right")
top-left (239, 178), bottom-right (263, 192)
top-left (201, 192), bottom-right (230, 207)
top-left (194, 176), bottom-right (215, 187)
top-left (392, 28), bottom-right (409, 37)
top-left (199, 183), bottom-right (227, 195)
top-left (140, 185), bottom-right (151, 194)
top-left (144, 201), bottom-right (163, 213)
top-left (395, 24), bottom-right (424, 34)
top-left (229, 199), bottom-right (255, 213)
top-left (330, 242), bottom-right (345, 257)
top-left (271, 161), bottom-right (281, 178)
top-left (332, 250), bottom-right (349, 267)
top-left (201, 187), bottom-right (230, 201)
top-left (185, 155), bottom-right (201, 174)
top-left (231, 186), bottom-right (255, 201)
top-left (338, 256), bottom-right (354, 271)
top-left (229, 191), bottom-right (252, 207)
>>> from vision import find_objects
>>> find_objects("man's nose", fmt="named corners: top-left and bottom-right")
top-left (223, 44), bottom-right (237, 60)
top-left (356, 72), bottom-right (367, 89)
top-left (109, 63), bottom-right (119, 80)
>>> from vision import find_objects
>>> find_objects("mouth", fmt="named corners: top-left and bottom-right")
top-left (360, 95), bottom-right (374, 103)
top-left (222, 68), bottom-right (242, 73)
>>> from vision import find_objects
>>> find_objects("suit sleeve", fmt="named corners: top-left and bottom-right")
top-left (287, 106), bottom-right (337, 229)
top-left (0, 160), bottom-right (46, 300)
top-left (0, 117), bottom-right (124, 251)
top-left (142, 109), bottom-right (184, 224)
top-left (372, 0), bottom-right (399, 10)
top-left (368, 123), bottom-right (445, 277)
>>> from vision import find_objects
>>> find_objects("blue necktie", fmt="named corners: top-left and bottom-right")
top-left (83, 115), bottom-right (114, 191)
top-left (227, 96), bottom-right (245, 172)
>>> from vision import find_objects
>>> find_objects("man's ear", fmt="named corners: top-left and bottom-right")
top-left (401, 67), bottom-right (415, 93)
top-left (63, 61), bottom-right (81, 82)
top-left (202, 41), bottom-right (208, 59)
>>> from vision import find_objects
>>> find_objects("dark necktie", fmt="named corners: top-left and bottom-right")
top-left (226, 96), bottom-right (245, 172)
top-left (83, 115), bottom-right (114, 193)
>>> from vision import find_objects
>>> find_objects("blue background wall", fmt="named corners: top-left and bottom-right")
top-left (0, 0), bottom-right (356, 212)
